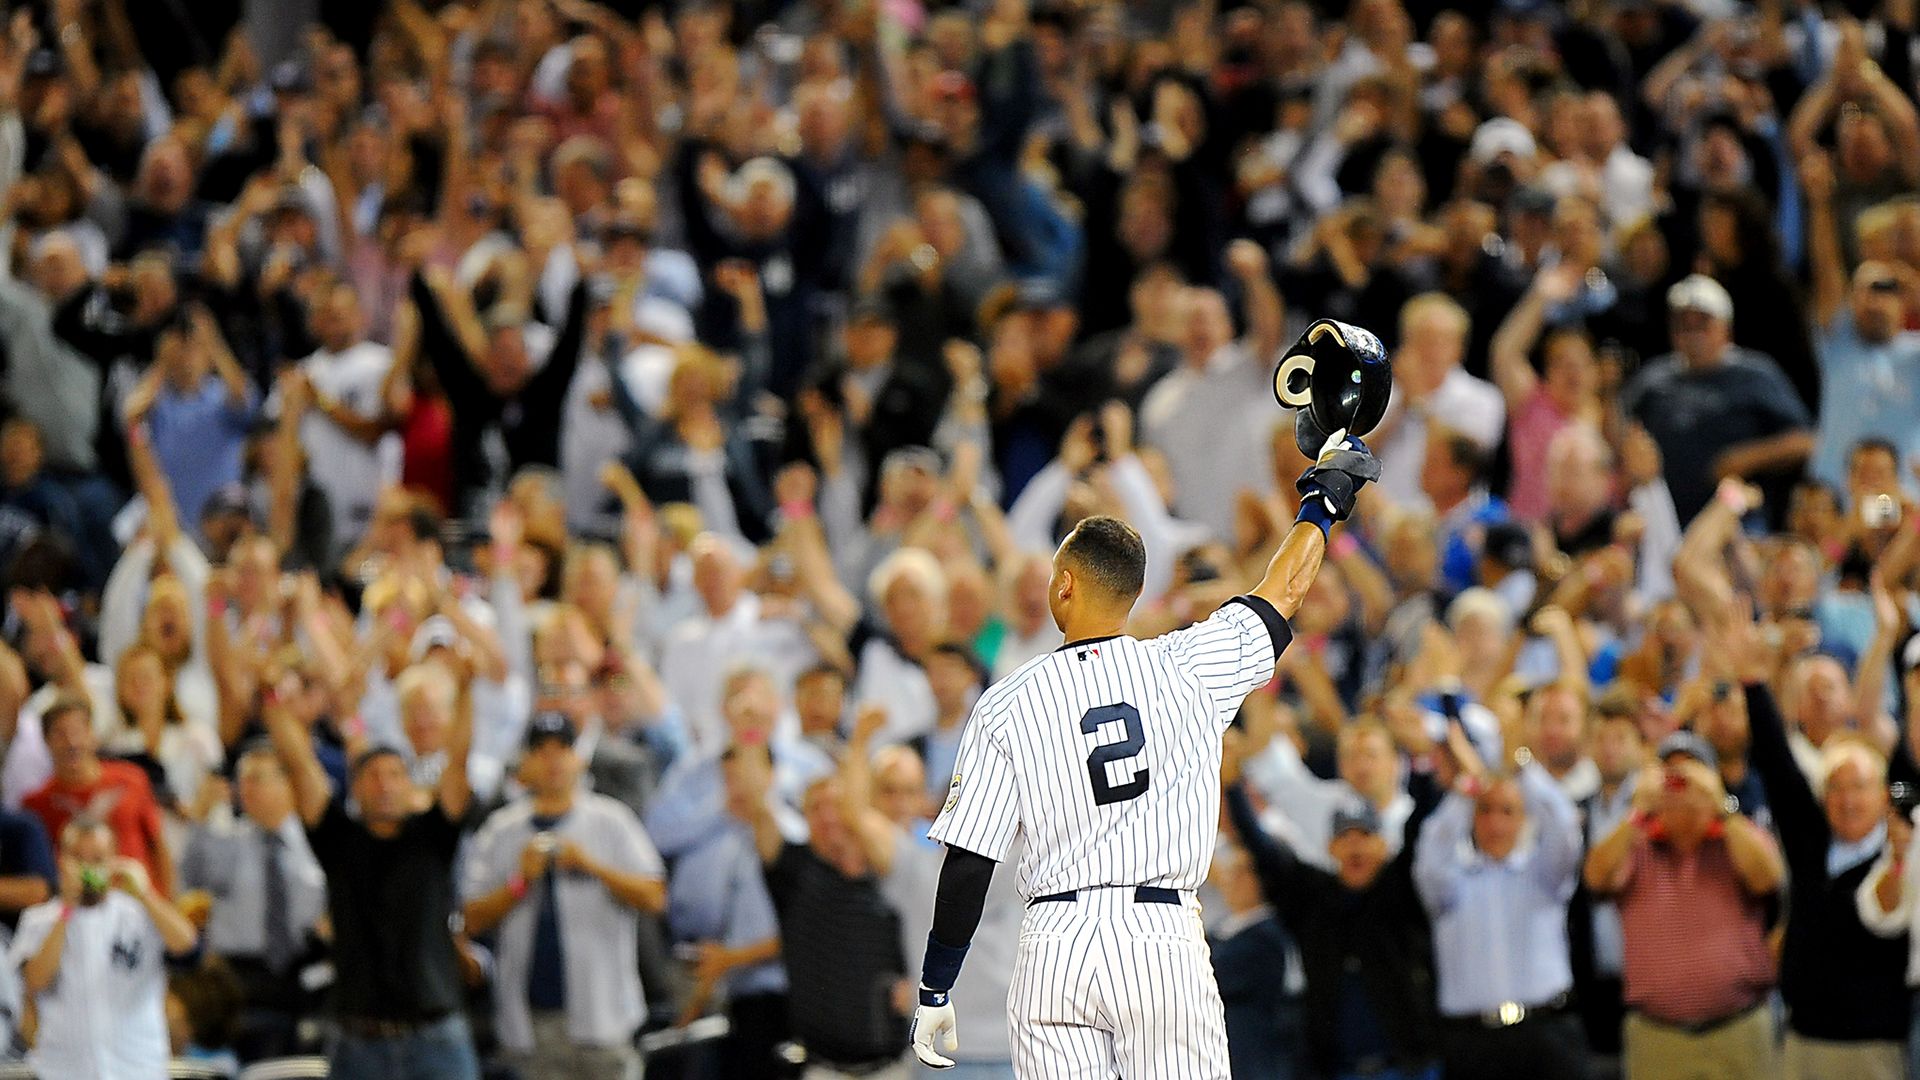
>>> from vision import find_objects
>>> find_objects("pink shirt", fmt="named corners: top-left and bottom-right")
top-left (1617, 832), bottom-right (1777, 1025)
top-left (1506, 388), bottom-right (1572, 522)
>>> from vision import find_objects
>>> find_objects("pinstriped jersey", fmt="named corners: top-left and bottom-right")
top-left (928, 597), bottom-right (1290, 898)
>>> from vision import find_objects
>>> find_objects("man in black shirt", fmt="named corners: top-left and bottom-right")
top-left (266, 663), bottom-right (480, 1080)
top-left (735, 743), bottom-right (910, 1077)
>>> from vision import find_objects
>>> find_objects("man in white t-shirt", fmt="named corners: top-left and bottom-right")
top-left (11, 817), bottom-right (199, 1080)
top-left (277, 282), bottom-right (397, 555)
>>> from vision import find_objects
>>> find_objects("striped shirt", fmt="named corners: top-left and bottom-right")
top-left (930, 597), bottom-right (1287, 897)
top-left (1617, 833), bottom-right (1777, 1025)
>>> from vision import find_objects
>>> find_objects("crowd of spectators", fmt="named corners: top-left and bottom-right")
top-left (0, 0), bottom-right (1913, 1077)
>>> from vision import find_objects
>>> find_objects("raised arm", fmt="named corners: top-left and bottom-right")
top-left (1250, 431), bottom-right (1378, 618)
top-left (265, 695), bottom-right (332, 828)
top-left (1519, 760), bottom-right (1583, 896)
top-left (438, 658), bottom-right (476, 820)
top-left (125, 392), bottom-right (180, 554)
top-left (1801, 152), bottom-right (1847, 329)
top-left (1490, 266), bottom-right (1579, 409)
top-left (840, 704), bottom-right (904, 877)
top-left (1227, 239), bottom-right (1285, 362)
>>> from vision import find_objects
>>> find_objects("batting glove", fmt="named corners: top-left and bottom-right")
top-left (1296, 428), bottom-right (1380, 526)
top-left (910, 986), bottom-right (959, 1069)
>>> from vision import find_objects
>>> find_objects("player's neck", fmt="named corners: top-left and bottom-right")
top-left (1058, 610), bottom-right (1130, 647)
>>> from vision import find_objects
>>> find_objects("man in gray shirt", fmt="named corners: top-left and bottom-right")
top-left (462, 712), bottom-right (667, 1080)
top-left (179, 744), bottom-right (328, 1060)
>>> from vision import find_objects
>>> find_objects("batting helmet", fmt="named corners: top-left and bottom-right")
top-left (1272, 318), bottom-right (1393, 456)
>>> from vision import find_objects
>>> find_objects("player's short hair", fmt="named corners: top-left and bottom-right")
top-left (1059, 515), bottom-right (1147, 602)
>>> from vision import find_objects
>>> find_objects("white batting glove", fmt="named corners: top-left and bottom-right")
top-left (910, 986), bottom-right (959, 1068)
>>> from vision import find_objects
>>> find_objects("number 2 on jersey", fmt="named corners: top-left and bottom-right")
top-left (1082, 704), bottom-right (1149, 805)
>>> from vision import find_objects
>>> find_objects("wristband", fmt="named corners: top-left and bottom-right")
top-left (57, 903), bottom-right (72, 923)
top-left (1329, 531), bottom-right (1360, 560)
top-left (920, 984), bottom-right (951, 1008)
top-left (780, 499), bottom-right (815, 523)
top-left (1295, 496), bottom-right (1336, 539)
top-left (931, 499), bottom-right (958, 523)
top-left (343, 714), bottom-right (367, 739)
top-left (208, 597), bottom-right (227, 619)
top-left (920, 931), bottom-right (970, 994)
top-left (507, 874), bottom-right (529, 901)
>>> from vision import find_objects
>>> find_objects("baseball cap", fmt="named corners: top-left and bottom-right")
top-left (1012, 277), bottom-right (1070, 312)
top-left (1657, 730), bottom-right (1719, 773)
top-left (602, 217), bottom-right (653, 245)
top-left (881, 445), bottom-right (943, 478)
top-left (1330, 800), bottom-right (1382, 838)
top-left (199, 483), bottom-right (253, 524)
top-left (1666, 273), bottom-right (1734, 322)
top-left (269, 61), bottom-right (312, 95)
top-left (1470, 117), bottom-right (1538, 165)
top-left (524, 710), bottom-right (578, 750)
top-left (409, 615), bottom-right (460, 661)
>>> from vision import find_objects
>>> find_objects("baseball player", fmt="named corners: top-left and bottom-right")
top-left (908, 428), bottom-right (1380, 1078)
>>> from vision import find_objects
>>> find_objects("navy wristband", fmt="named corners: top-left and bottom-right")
top-left (920, 985), bottom-right (951, 1007)
top-left (1295, 495), bottom-right (1336, 538)
top-left (921, 931), bottom-right (970, 993)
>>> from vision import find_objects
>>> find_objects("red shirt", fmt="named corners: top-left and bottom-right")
top-left (24, 760), bottom-right (168, 895)
top-left (1617, 832), bottom-right (1776, 1025)
top-left (400, 393), bottom-right (455, 515)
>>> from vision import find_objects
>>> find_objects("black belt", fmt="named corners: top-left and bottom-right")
top-left (807, 1053), bottom-right (903, 1076)
top-left (335, 1011), bottom-right (452, 1039)
top-left (1631, 1003), bottom-right (1763, 1036)
top-left (1443, 992), bottom-right (1571, 1029)
top-left (1029, 886), bottom-right (1183, 906)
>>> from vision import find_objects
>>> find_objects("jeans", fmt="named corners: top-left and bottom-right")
top-left (327, 1013), bottom-right (480, 1080)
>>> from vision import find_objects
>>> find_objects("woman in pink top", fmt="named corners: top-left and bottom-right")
top-left (1490, 261), bottom-right (1604, 520)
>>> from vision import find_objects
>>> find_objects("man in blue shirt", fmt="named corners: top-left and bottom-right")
top-left (125, 306), bottom-right (257, 534)
top-left (1803, 153), bottom-right (1920, 495)
top-left (1415, 747), bottom-right (1585, 1080)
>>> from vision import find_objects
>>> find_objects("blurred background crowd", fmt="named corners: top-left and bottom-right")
top-left (0, 0), bottom-right (1911, 1075)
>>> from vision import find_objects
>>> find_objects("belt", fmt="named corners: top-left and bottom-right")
top-left (807, 1054), bottom-right (904, 1076)
top-left (1028, 886), bottom-right (1183, 906)
top-left (335, 1012), bottom-right (452, 1039)
top-left (1444, 992), bottom-right (1571, 1029)
top-left (1631, 1003), bottom-right (1762, 1036)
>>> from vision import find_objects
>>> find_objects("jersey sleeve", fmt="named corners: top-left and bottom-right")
top-left (927, 710), bottom-right (1021, 861)
top-left (1157, 595), bottom-right (1291, 720)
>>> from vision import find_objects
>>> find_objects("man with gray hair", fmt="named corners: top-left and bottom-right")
top-left (0, 228), bottom-right (102, 474)
top-left (179, 744), bottom-right (328, 1060)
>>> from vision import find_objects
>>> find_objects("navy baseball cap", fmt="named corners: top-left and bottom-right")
top-left (524, 711), bottom-right (578, 750)
top-left (1330, 801), bottom-right (1382, 838)
top-left (1657, 730), bottom-right (1719, 773)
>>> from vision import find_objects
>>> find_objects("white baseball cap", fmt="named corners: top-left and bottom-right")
top-left (1469, 117), bottom-right (1537, 165)
top-left (1666, 273), bottom-right (1734, 322)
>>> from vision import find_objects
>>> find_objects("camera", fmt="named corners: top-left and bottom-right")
top-left (1862, 493), bottom-right (1901, 529)
top-left (1891, 781), bottom-right (1920, 816)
